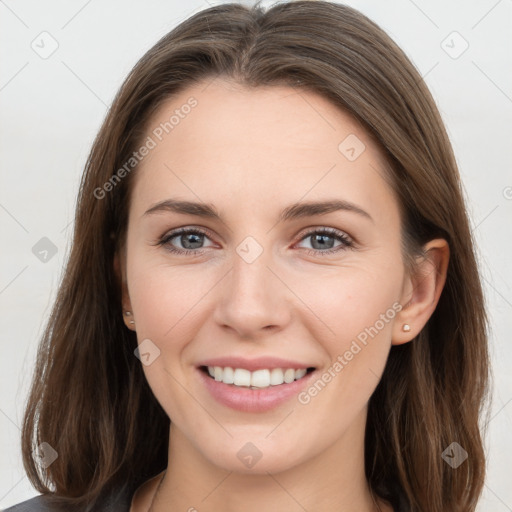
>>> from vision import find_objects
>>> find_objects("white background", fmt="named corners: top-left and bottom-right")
top-left (1, 0), bottom-right (511, 510)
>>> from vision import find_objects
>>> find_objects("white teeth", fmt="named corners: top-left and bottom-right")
top-left (206, 366), bottom-right (311, 388)
top-left (251, 369), bottom-right (270, 388)
top-left (270, 368), bottom-right (284, 385)
top-left (223, 366), bottom-right (234, 384)
top-left (233, 368), bottom-right (251, 387)
top-left (284, 368), bottom-right (295, 383)
top-left (295, 368), bottom-right (307, 380)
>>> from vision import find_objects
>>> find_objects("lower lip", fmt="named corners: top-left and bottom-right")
top-left (197, 367), bottom-right (316, 413)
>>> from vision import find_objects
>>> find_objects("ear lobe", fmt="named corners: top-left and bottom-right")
top-left (392, 238), bottom-right (450, 345)
top-left (114, 251), bottom-right (134, 329)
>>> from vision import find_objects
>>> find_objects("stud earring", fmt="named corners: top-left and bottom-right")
top-left (402, 323), bottom-right (411, 332)
top-left (124, 311), bottom-right (135, 325)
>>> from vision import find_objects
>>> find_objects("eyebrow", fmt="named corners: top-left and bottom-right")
top-left (143, 198), bottom-right (373, 223)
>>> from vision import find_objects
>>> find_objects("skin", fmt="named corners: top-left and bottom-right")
top-left (115, 78), bottom-right (449, 512)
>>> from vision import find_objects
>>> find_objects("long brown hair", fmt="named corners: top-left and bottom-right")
top-left (20, 1), bottom-right (490, 510)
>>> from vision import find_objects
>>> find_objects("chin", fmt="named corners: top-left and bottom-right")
top-left (199, 436), bottom-right (311, 476)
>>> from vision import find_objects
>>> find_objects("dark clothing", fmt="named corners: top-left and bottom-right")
top-left (3, 483), bottom-right (410, 511)
top-left (2, 484), bottom-right (132, 512)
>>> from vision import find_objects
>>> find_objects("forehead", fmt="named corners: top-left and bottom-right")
top-left (129, 78), bottom-right (397, 223)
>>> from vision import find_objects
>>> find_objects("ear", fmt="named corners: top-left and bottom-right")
top-left (114, 248), bottom-right (136, 331)
top-left (392, 238), bottom-right (450, 345)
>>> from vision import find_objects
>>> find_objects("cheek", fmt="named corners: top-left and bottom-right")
top-left (126, 261), bottom-right (208, 421)
top-left (292, 271), bottom-right (401, 433)
top-left (127, 255), bottom-right (215, 340)
top-left (293, 259), bottom-right (403, 349)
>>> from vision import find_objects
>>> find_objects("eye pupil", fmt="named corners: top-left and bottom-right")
top-left (311, 234), bottom-right (335, 250)
top-left (182, 233), bottom-right (203, 249)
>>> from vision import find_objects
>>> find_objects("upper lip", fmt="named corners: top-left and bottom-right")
top-left (197, 356), bottom-right (315, 372)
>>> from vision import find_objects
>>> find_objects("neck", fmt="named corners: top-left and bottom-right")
top-left (146, 409), bottom-right (391, 512)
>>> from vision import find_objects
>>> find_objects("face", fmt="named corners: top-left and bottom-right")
top-left (117, 78), bottom-right (409, 475)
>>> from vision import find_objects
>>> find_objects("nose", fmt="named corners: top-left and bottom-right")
top-left (212, 241), bottom-right (293, 340)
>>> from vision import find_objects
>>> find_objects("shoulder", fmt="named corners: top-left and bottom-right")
top-left (2, 494), bottom-right (55, 511)
top-left (2, 484), bottom-right (133, 512)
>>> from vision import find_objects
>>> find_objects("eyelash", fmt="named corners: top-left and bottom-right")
top-left (156, 226), bottom-right (354, 257)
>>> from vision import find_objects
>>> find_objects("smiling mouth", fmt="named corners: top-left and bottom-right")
top-left (200, 365), bottom-right (316, 389)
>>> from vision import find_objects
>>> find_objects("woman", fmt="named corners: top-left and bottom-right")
top-left (6, 1), bottom-right (490, 511)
